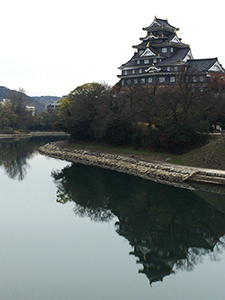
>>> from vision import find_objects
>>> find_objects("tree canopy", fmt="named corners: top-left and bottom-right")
top-left (57, 77), bottom-right (225, 153)
top-left (0, 88), bottom-right (60, 132)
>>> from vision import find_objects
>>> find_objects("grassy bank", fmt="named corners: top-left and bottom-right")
top-left (64, 142), bottom-right (177, 162)
top-left (62, 135), bottom-right (225, 171)
top-left (172, 136), bottom-right (225, 170)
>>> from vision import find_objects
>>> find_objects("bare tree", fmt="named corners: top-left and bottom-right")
top-left (7, 88), bottom-right (32, 129)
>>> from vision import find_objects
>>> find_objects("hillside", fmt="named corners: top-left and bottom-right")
top-left (0, 86), bottom-right (61, 112)
top-left (172, 135), bottom-right (225, 170)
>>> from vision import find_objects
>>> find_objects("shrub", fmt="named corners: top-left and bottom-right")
top-left (131, 123), bottom-right (147, 149)
top-left (104, 119), bottom-right (134, 146)
top-left (146, 127), bottom-right (162, 149)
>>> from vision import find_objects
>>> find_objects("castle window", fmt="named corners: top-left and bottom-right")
top-left (132, 70), bottom-right (135, 74)
top-left (171, 48), bottom-right (173, 53)
top-left (174, 66), bottom-right (178, 71)
top-left (144, 59), bottom-right (149, 64)
top-left (167, 66), bottom-right (171, 71)
top-left (200, 76), bottom-right (204, 82)
top-left (121, 80), bottom-right (124, 85)
top-left (134, 79), bottom-right (138, 84)
top-left (124, 70), bottom-right (128, 75)
top-left (193, 76), bottom-right (197, 82)
top-left (162, 48), bottom-right (167, 53)
top-left (159, 77), bottom-right (165, 83)
top-left (141, 78), bottom-right (145, 84)
top-left (127, 80), bottom-right (131, 85)
top-left (139, 69), bottom-right (142, 74)
top-left (148, 77), bottom-right (152, 83)
top-left (137, 60), bottom-right (140, 65)
top-left (170, 76), bottom-right (175, 82)
top-left (153, 58), bottom-right (157, 63)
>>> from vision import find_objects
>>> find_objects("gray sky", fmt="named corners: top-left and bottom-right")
top-left (1, 0), bottom-right (224, 96)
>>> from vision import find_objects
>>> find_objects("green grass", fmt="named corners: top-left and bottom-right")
top-left (65, 141), bottom-right (176, 161)
top-left (172, 136), bottom-right (225, 170)
top-left (62, 136), bottom-right (225, 170)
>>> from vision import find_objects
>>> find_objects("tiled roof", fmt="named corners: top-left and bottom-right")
top-left (132, 40), bottom-right (149, 49)
top-left (158, 48), bottom-right (190, 66)
top-left (119, 47), bottom-right (158, 69)
top-left (118, 53), bottom-right (138, 69)
top-left (156, 18), bottom-right (178, 30)
top-left (187, 58), bottom-right (218, 72)
top-left (143, 18), bottom-right (179, 32)
top-left (166, 32), bottom-right (176, 41)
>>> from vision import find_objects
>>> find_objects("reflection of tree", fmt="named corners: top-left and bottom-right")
top-left (0, 139), bottom-right (33, 180)
top-left (52, 163), bottom-right (225, 284)
top-left (0, 136), bottom-right (67, 181)
top-left (52, 164), bottom-right (114, 222)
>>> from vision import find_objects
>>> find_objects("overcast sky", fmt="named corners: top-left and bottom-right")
top-left (1, 0), bottom-right (224, 97)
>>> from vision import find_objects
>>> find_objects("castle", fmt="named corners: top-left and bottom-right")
top-left (118, 17), bottom-right (224, 87)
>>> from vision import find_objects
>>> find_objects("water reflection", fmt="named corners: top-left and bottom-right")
top-left (0, 136), bottom-right (67, 180)
top-left (52, 163), bottom-right (225, 285)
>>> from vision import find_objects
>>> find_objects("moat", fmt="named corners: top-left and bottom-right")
top-left (1, 137), bottom-right (225, 300)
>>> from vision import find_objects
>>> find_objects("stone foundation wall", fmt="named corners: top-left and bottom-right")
top-left (38, 142), bottom-right (225, 187)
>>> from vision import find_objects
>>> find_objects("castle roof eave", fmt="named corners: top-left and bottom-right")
top-left (118, 53), bottom-right (139, 70)
top-left (140, 34), bottom-right (167, 42)
top-left (117, 70), bottom-right (185, 79)
top-left (142, 18), bottom-right (179, 33)
top-left (133, 41), bottom-right (189, 50)
top-left (158, 42), bottom-right (189, 48)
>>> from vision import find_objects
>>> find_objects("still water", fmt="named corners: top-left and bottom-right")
top-left (1, 137), bottom-right (225, 300)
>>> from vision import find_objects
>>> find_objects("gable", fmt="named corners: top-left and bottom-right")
top-left (151, 20), bottom-right (161, 28)
top-left (183, 50), bottom-right (194, 62)
top-left (209, 61), bottom-right (225, 72)
top-left (140, 48), bottom-right (156, 57)
top-left (170, 35), bottom-right (182, 44)
top-left (146, 19), bottom-right (161, 30)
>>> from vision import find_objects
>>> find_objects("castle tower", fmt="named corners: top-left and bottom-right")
top-left (118, 17), bottom-right (224, 87)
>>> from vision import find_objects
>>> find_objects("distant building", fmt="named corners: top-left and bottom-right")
top-left (118, 17), bottom-right (225, 87)
top-left (46, 102), bottom-right (60, 113)
top-left (0, 98), bottom-right (11, 106)
top-left (26, 105), bottom-right (36, 116)
top-left (1, 100), bottom-right (36, 116)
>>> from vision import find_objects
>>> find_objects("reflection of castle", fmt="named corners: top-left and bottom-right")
top-left (116, 218), bottom-right (178, 284)
top-left (52, 162), bottom-right (225, 286)
top-left (115, 207), bottom-right (225, 285)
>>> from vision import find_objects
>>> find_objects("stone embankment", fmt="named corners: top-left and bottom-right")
top-left (38, 142), bottom-right (225, 187)
top-left (0, 131), bottom-right (69, 139)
